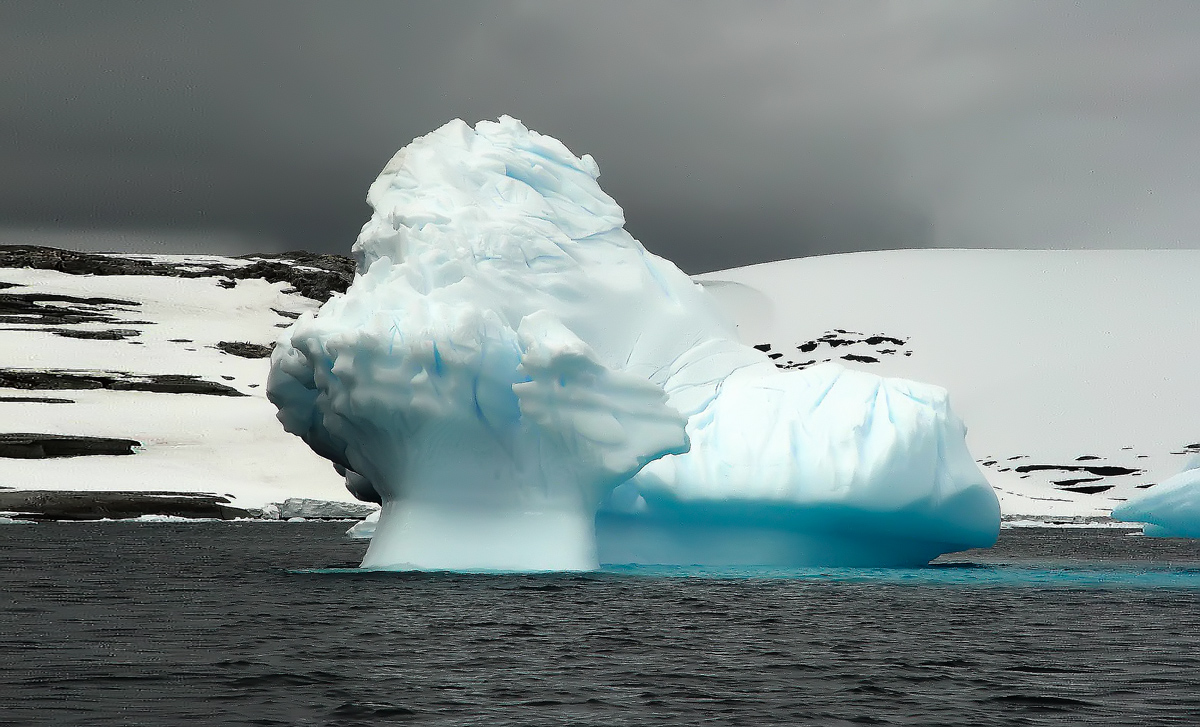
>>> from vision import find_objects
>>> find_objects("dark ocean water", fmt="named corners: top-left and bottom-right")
top-left (3, 523), bottom-right (1200, 726)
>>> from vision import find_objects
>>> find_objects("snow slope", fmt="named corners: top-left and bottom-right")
top-left (698, 249), bottom-right (1200, 518)
top-left (0, 252), bottom-right (351, 509)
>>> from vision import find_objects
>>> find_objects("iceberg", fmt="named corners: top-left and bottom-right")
top-left (268, 116), bottom-right (999, 571)
top-left (601, 364), bottom-right (1000, 566)
top-left (1112, 456), bottom-right (1200, 537)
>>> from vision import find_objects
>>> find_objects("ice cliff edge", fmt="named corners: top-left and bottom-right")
top-left (267, 117), bottom-right (1000, 571)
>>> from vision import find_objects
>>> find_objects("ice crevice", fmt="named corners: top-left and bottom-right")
top-left (268, 116), bottom-right (1000, 571)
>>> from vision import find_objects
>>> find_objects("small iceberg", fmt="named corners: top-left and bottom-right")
top-left (1112, 456), bottom-right (1200, 537)
top-left (346, 510), bottom-right (379, 539)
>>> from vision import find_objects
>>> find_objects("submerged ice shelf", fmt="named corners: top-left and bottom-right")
top-left (269, 117), bottom-right (1000, 571)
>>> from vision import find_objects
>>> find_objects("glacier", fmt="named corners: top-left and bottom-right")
top-left (268, 116), bottom-right (1000, 571)
top-left (1112, 456), bottom-right (1200, 538)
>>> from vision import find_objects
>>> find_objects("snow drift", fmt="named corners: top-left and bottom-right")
top-left (268, 117), bottom-right (999, 571)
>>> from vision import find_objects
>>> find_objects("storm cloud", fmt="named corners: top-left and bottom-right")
top-left (3, 1), bottom-right (1199, 272)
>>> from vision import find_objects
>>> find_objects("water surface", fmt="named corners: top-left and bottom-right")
top-left (3, 523), bottom-right (1199, 726)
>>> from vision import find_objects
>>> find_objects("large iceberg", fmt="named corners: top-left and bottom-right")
top-left (1112, 456), bottom-right (1200, 537)
top-left (268, 117), bottom-right (999, 571)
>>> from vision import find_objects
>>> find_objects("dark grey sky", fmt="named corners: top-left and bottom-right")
top-left (3, 1), bottom-right (1199, 272)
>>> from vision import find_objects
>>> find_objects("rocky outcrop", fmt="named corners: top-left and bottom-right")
top-left (0, 245), bottom-right (354, 301)
top-left (0, 434), bottom-right (140, 458)
top-left (0, 369), bottom-right (246, 396)
top-left (216, 341), bottom-right (273, 359)
top-left (0, 490), bottom-right (255, 520)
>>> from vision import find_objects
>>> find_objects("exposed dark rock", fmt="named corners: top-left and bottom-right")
top-left (0, 490), bottom-right (254, 520)
top-left (0, 433), bottom-right (140, 458)
top-left (1075, 455), bottom-right (1101, 461)
top-left (0, 291), bottom-right (140, 326)
top-left (271, 308), bottom-right (301, 319)
top-left (246, 250), bottom-right (357, 277)
top-left (1061, 484), bottom-right (1114, 495)
top-left (226, 253), bottom-right (355, 301)
top-left (1053, 476), bottom-right (1105, 488)
top-left (0, 369), bottom-right (246, 397)
top-left (767, 352), bottom-right (783, 360)
top-left (981, 460), bottom-right (997, 466)
top-left (1014, 463), bottom-right (1142, 477)
top-left (0, 395), bottom-right (73, 404)
top-left (794, 330), bottom-right (909, 359)
top-left (168, 338), bottom-right (193, 343)
top-left (841, 354), bottom-right (879, 364)
top-left (11, 327), bottom-right (142, 340)
top-left (0, 245), bottom-right (354, 301)
top-left (216, 341), bottom-right (273, 359)
top-left (753, 343), bottom-right (772, 352)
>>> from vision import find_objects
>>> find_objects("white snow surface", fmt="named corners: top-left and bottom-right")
top-left (1112, 456), bottom-right (1200, 537)
top-left (0, 266), bottom-right (350, 508)
top-left (698, 249), bottom-right (1200, 518)
top-left (269, 117), bottom-right (999, 571)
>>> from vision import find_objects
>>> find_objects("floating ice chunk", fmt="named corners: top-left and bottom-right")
top-left (346, 510), bottom-right (379, 539)
top-left (1112, 456), bottom-right (1200, 537)
top-left (268, 116), bottom-right (999, 571)
top-left (600, 364), bottom-right (1000, 566)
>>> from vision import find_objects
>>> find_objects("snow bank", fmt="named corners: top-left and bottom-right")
top-left (1112, 457), bottom-right (1200, 538)
top-left (269, 117), bottom-right (999, 571)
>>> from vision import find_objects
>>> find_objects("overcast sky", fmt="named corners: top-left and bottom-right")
top-left (3, 1), bottom-right (1199, 272)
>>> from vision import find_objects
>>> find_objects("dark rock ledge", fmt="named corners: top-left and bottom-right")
top-left (216, 341), bottom-right (273, 359)
top-left (0, 434), bottom-right (140, 458)
top-left (0, 368), bottom-right (246, 397)
top-left (0, 490), bottom-right (255, 521)
top-left (0, 245), bottom-right (355, 302)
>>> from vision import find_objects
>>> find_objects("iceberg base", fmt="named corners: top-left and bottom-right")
top-left (361, 500), bottom-right (598, 572)
top-left (596, 499), bottom-right (996, 568)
